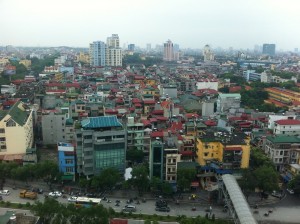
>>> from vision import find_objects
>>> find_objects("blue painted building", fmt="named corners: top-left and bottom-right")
top-left (58, 142), bottom-right (76, 181)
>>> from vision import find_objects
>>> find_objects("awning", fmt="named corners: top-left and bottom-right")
top-left (190, 182), bottom-right (199, 187)
top-left (61, 175), bottom-right (74, 181)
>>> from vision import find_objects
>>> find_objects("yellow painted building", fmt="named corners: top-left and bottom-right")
top-left (77, 52), bottom-right (90, 63)
top-left (196, 131), bottom-right (250, 169)
top-left (19, 59), bottom-right (32, 69)
top-left (0, 101), bottom-right (33, 156)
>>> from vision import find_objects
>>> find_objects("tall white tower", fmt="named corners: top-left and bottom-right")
top-left (203, 44), bottom-right (214, 61)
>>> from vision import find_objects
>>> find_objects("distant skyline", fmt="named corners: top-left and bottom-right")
top-left (0, 0), bottom-right (299, 51)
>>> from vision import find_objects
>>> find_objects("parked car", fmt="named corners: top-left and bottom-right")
top-left (122, 205), bottom-right (136, 212)
top-left (271, 190), bottom-right (282, 198)
top-left (32, 188), bottom-right (43, 194)
top-left (155, 206), bottom-right (170, 212)
top-left (156, 199), bottom-right (168, 208)
top-left (49, 191), bottom-right (62, 197)
top-left (286, 188), bottom-right (294, 194)
top-left (68, 196), bottom-right (78, 202)
top-left (0, 190), bottom-right (10, 195)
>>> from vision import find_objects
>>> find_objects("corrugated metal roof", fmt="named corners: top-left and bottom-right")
top-left (222, 174), bottom-right (257, 224)
top-left (81, 116), bottom-right (122, 128)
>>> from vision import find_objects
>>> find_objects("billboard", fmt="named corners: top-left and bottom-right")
top-left (4, 65), bottom-right (16, 75)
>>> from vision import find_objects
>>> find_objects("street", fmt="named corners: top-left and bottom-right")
top-left (1, 185), bottom-right (300, 224)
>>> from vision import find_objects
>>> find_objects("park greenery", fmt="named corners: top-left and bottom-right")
top-left (239, 147), bottom-right (280, 197)
top-left (0, 160), bottom-right (59, 188)
top-left (123, 53), bottom-right (163, 67)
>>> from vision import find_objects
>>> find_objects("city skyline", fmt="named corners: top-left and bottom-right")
top-left (0, 0), bottom-right (299, 50)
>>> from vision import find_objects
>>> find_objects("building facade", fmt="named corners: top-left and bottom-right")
top-left (216, 93), bottom-right (241, 112)
top-left (262, 44), bottom-right (276, 56)
top-left (0, 101), bottom-right (33, 156)
top-left (75, 116), bottom-right (126, 177)
top-left (41, 112), bottom-right (68, 145)
top-left (149, 139), bottom-right (164, 180)
top-left (58, 142), bottom-right (76, 181)
top-left (106, 34), bottom-right (122, 66)
top-left (163, 40), bottom-right (174, 61)
top-left (89, 41), bottom-right (106, 66)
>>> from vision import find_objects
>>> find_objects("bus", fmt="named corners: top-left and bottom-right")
top-left (75, 197), bottom-right (101, 208)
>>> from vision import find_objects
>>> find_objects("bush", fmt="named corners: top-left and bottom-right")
top-left (5, 201), bottom-right (11, 207)
top-left (18, 203), bottom-right (23, 208)
top-left (26, 202), bottom-right (31, 207)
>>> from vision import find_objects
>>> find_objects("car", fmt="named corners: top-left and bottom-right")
top-left (32, 188), bottom-right (43, 194)
top-left (287, 188), bottom-right (294, 194)
top-left (122, 205), bottom-right (136, 212)
top-left (49, 191), bottom-right (62, 197)
top-left (68, 196), bottom-right (78, 202)
top-left (0, 190), bottom-right (10, 195)
top-left (155, 206), bottom-right (170, 212)
top-left (271, 190), bottom-right (282, 198)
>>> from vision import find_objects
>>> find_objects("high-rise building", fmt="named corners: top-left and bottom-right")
top-left (262, 44), bottom-right (276, 56)
top-left (106, 34), bottom-right (122, 66)
top-left (203, 44), bottom-right (214, 61)
top-left (128, 44), bottom-right (135, 52)
top-left (146, 43), bottom-right (151, 52)
top-left (163, 40), bottom-right (174, 61)
top-left (89, 41), bottom-right (106, 66)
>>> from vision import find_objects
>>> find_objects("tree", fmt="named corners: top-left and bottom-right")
top-left (177, 168), bottom-right (196, 192)
top-left (161, 181), bottom-right (173, 196)
top-left (130, 164), bottom-right (149, 194)
top-left (126, 148), bottom-right (144, 163)
top-left (288, 174), bottom-right (300, 194)
top-left (150, 177), bottom-right (162, 193)
top-left (238, 168), bottom-right (257, 199)
top-left (91, 167), bottom-right (121, 191)
top-left (254, 165), bottom-right (279, 192)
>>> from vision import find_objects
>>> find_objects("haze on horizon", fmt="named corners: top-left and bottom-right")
top-left (0, 0), bottom-right (299, 51)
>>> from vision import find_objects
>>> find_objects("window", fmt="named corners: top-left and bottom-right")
top-left (0, 129), bottom-right (5, 133)
top-left (65, 159), bottom-right (73, 164)
top-left (0, 137), bottom-right (6, 141)
top-left (66, 167), bottom-right (74, 172)
top-left (6, 119), bottom-right (16, 127)
top-left (204, 152), bottom-right (208, 157)
top-left (1, 145), bottom-right (6, 150)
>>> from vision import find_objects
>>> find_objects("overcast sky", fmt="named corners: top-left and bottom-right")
top-left (0, 0), bottom-right (299, 50)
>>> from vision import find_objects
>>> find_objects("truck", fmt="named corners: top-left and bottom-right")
top-left (19, 190), bottom-right (38, 200)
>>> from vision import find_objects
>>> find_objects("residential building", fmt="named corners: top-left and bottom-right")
top-left (265, 87), bottom-right (300, 107)
top-left (149, 138), bottom-right (164, 180)
top-left (160, 85), bottom-right (177, 98)
top-left (75, 116), bottom-right (126, 177)
top-left (216, 93), bottom-right (241, 112)
top-left (262, 44), bottom-right (276, 56)
top-left (106, 34), bottom-right (122, 66)
top-left (127, 117), bottom-right (144, 151)
top-left (163, 40), bottom-right (174, 61)
top-left (196, 130), bottom-right (250, 169)
top-left (89, 41), bottom-right (106, 67)
top-left (243, 70), bottom-right (261, 82)
top-left (268, 114), bottom-right (297, 129)
top-left (41, 112), bottom-right (68, 145)
top-left (1, 84), bottom-right (16, 95)
top-left (203, 45), bottom-right (214, 61)
top-left (196, 79), bottom-right (218, 90)
top-left (128, 44), bottom-right (135, 52)
top-left (273, 119), bottom-right (300, 136)
top-left (0, 101), bottom-right (33, 156)
top-left (261, 71), bottom-right (272, 83)
top-left (58, 142), bottom-right (76, 181)
top-left (19, 59), bottom-right (31, 69)
top-left (264, 135), bottom-right (300, 171)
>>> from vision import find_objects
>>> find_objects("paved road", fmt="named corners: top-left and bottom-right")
top-left (1, 186), bottom-right (300, 223)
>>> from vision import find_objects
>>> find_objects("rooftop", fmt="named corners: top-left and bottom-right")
top-left (266, 135), bottom-right (300, 144)
top-left (275, 119), bottom-right (300, 125)
top-left (81, 115), bottom-right (122, 128)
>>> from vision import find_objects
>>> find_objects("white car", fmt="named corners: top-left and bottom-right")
top-left (49, 191), bottom-right (62, 197)
top-left (287, 188), bottom-right (294, 194)
top-left (0, 190), bottom-right (10, 195)
top-left (68, 196), bottom-right (78, 202)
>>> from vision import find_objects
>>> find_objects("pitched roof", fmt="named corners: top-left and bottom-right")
top-left (266, 135), bottom-right (300, 143)
top-left (275, 119), bottom-right (300, 125)
top-left (7, 101), bottom-right (29, 126)
top-left (81, 116), bottom-right (122, 128)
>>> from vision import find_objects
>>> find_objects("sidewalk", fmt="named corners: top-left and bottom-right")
top-left (247, 193), bottom-right (282, 207)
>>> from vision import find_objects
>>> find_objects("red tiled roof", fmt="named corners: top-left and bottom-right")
top-left (204, 120), bottom-right (217, 126)
top-left (46, 89), bottom-right (66, 93)
top-left (150, 131), bottom-right (164, 138)
top-left (185, 113), bottom-right (200, 119)
top-left (134, 103), bottom-right (142, 107)
top-left (152, 110), bottom-right (164, 115)
top-left (149, 118), bottom-right (157, 122)
top-left (275, 119), bottom-right (300, 125)
top-left (134, 75), bottom-right (145, 80)
top-left (157, 116), bottom-right (168, 121)
top-left (180, 150), bottom-right (194, 156)
top-left (132, 98), bottom-right (142, 103)
top-left (168, 122), bottom-right (183, 133)
top-left (224, 147), bottom-right (242, 151)
top-left (144, 100), bottom-right (156, 104)
top-left (141, 120), bottom-right (151, 126)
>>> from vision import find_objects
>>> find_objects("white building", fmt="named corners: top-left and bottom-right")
top-left (106, 34), bottom-right (122, 66)
top-left (163, 40), bottom-right (174, 61)
top-left (216, 93), bottom-right (241, 112)
top-left (89, 41), bottom-right (106, 67)
top-left (274, 119), bottom-right (300, 136)
top-left (196, 79), bottom-right (218, 90)
top-left (268, 115), bottom-right (297, 129)
top-left (203, 45), bottom-right (214, 61)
